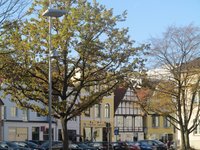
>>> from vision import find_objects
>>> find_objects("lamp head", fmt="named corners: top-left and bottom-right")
top-left (42, 8), bottom-right (66, 17)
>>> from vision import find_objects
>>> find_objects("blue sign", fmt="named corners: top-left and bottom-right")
top-left (114, 127), bottom-right (119, 135)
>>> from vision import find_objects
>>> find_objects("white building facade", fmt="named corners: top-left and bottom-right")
top-left (176, 107), bottom-right (200, 150)
top-left (1, 94), bottom-right (80, 142)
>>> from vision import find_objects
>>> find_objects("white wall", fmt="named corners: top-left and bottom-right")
top-left (1, 93), bottom-right (80, 141)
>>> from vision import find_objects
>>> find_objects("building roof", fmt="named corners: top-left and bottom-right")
top-left (135, 87), bottom-right (152, 102)
top-left (183, 57), bottom-right (200, 68)
top-left (114, 87), bottom-right (127, 112)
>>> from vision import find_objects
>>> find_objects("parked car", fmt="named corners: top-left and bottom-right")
top-left (111, 142), bottom-right (121, 150)
top-left (25, 141), bottom-right (44, 150)
top-left (76, 143), bottom-right (97, 150)
top-left (0, 142), bottom-right (10, 150)
top-left (169, 141), bottom-right (176, 150)
top-left (125, 141), bottom-right (141, 150)
top-left (39, 141), bottom-right (63, 150)
top-left (136, 140), bottom-right (167, 150)
top-left (87, 142), bottom-right (113, 150)
top-left (12, 141), bottom-right (43, 150)
top-left (27, 140), bottom-right (47, 146)
top-left (111, 142), bottom-right (140, 150)
top-left (69, 143), bottom-right (82, 150)
top-left (1, 141), bottom-right (30, 150)
top-left (135, 142), bottom-right (152, 150)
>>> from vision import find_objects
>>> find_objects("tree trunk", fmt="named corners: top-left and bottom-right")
top-left (61, 117), bottom-right (69, 150)
top-left (185, 130), bottom-right (191, 150)
top-left (180, 127), bottom-right (192, 150)
top-left (180, 126), bottom-right (186, 150)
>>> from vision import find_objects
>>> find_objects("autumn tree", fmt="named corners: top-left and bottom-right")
top-left (146, 24), bottom-right (200, 150)
top-left (0, 0), bottom-right (146, 149)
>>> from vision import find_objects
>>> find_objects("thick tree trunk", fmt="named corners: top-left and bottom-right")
top-left (180, 126), bottom-right (186, 150)
top-left (61, 117), bottom-right (69, 150)
top-left (185, 131), bottom-right (191, 150)
top-left (180, 127), bottom-right (191, 150)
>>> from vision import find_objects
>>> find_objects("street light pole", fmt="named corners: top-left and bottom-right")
top-left (42, 2), bottom-right (66, 150)
top-left (48, 10), bottom-right (53, 150)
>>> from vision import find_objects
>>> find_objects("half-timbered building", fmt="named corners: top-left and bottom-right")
top-left (114, 87), bottom-right (145, 141)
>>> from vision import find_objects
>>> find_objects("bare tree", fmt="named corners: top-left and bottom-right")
top-left (146, 24), bottom-right (200, 150)
top-left (0, 0), bottom-right (30, 26)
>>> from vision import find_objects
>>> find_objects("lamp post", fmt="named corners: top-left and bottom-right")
top-left (42, 2), bottom-right (66, 150)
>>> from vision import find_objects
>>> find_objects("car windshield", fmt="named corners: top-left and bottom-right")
top-left (40, 141), bottom-right (49, 147)
top-left (40, 141), bottom-right (62, 147)
top-left (6, 142), bottom-right (18, 148)
top-left (140, 141), bottom-right (150, 146)
top-left (27, 142), bottom-right (38, 147)
top-left (154, 140), bottom-right (164, 145)
top-left (112, 142), bottom-right (119, 146)
top-left (70, 144), bottom-right (79, 148)
top-left (93, 143), bottom-right (101, 147)
top-left (127, 142), bottom-right (136, 146)
top-left (0, 143), bottom-right (9, 149)
top-left (77, 143), bottom-right (89, 148)
top-left (17, 142), bottom-right (28, 147)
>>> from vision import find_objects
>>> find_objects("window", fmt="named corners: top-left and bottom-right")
top-left (68, 130), bottom-right (76, 142)
top-left (152, 115), bottom-right (159, 127)
top-left (95, 104), bottom-right (101, 118)
top-left (32, 127), bottom-right (39, 140)
top-left (84, 108), bottom-right (90, 117)
top-left (43, 128), bottom-right (54, 141)
top-left (194, 120), bottom-right (200, 134)
top-left (1, 106), bottom-right (5, 119)
top-left (70, 117), bottom-right (77, 121)
top-left (22, 109), bottom-right (28, 121)
top-left (8, 128), bottom-right (16, 141)
top-left (36, 112), bottom-right (41, 117)
top-left (124, 116), bottom-right (132, 129)
top-left (8, 127), bottom-right (28, 141)
top-left (135, 116), bottom-right (143, 127)
top-left (105, 103), bottom-right (110, 118)
top-left (10, 107), bottom-right (17, 117)
top-left (124, 89), bottom-right (136, 101)
top-left (116, 116), bottom-right (123, 127)
top-left (163, 117), bottom-right (171, 128)
top-left (194, 91), bottom-right (200, 103)
top-left (94, 82), bottom-right (100, 92)
top-left (58, 129), bottom-right (62, 141)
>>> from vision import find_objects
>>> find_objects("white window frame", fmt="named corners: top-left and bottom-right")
top-left (105, 103), bottom-right (110, 118)
top-left (163, 117), bottom-right (171, 128)
top-left (22, 109), bottom-right (28, 121)
top-left (194, 120), bottom-right (200, 135)
top-left (152, 115), bottom-right (159, 128)
top-left (95, 104), bottom-right (101, 118)
top-left (10, 107), bottom-right (17, 117)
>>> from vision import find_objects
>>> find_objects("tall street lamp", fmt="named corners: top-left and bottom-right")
top-left (42, 3), bottom-right (66, 150)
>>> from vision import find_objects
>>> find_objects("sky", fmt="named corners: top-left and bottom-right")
top-left (97, 0), bottom-right (200, 45)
